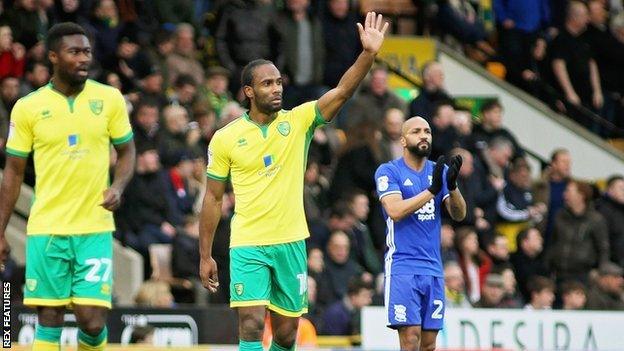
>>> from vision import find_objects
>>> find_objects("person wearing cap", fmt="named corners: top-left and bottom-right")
top-left (474, 273), bottom-right (506, 308)
top-left (585, 262), bottom-right (624, 310)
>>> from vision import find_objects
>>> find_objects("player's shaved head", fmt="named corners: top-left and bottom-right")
top-left (402, 116), bottom-right (429, 136)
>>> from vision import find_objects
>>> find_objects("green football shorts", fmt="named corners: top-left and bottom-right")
top-left (229, 240), bottom-right (308, 317)
top-left (23, 232), bottom-right (113, 309)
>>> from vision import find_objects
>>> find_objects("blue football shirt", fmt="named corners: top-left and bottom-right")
top-left (375, 157), bottom-right (449, 277)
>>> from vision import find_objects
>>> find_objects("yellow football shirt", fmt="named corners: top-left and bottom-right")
top-left (5, 80), bottom-right (133, 235)
top-left (207, 101), bottom-right (326, 247)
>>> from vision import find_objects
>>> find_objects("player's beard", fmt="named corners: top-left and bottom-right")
top-left (407, 142), bottom-right (431, 157)
top-left (58, 70), bottom-right (88, 88)
top-left (255, 93), bottom-right (282, 114)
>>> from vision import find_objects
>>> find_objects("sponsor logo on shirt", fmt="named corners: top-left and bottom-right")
top-left (415, 199), bottom-right (436, 221)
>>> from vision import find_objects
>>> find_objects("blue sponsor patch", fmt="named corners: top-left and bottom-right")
top-left (263, 155), bottom-right (273, 167)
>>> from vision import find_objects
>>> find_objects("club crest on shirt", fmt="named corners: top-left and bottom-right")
top-left (277, 121), bottom-right (290, 136)
top-left (377, 176), bottom-right (389, 192)
top-left (26, 279), bottom-right (37, 291)
top-left (89, 99), bottom-right (103, 115)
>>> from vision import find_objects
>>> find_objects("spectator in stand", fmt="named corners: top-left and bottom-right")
top-left (585, 262), bottom-right (624, 310)
top-left (198, 66), bottom-right (232, 119)
top-left (547, 180), bottom-right (610, 287)
top-left (436, 0), bottom-right (496, 61)
top-left (215, 0), bottom-right (282, 95)
top-left (584, 0), bottom-right (624, 136)
top-left (430, 101), bottom-right (460, 160)
top-left (498, 266), bottom-right (523, 308)
top-left (320, 277), bottom-right (373, 335)
top-left (453, 107), bottom-right (474, 149)
top-left (511, 228), bottom-right (548, 301)
top-left (18, 60), bottom-right (49, 96)
top-left (493, 0), bottom-right (552, 89)
top-left (308, 201), bottom-right (356, 251)
top-left (330, 121), bottom-right (382, 203)
top-left (321, 0), bottom-right (360, 88)
top-left (524, 276), bottom-right (555, 310)
top-left (473, 137), bottom-right (514, 233)
top-left (276, 0), bottom-right (326, 109)
top-left (0, 77), bottom-right (20, 152)
top-left (471, 100), bottom-right (524, 159)
top-left (455, 226), bottom-right (493, 304)
top-left (474, 273), bottom-right (506, 308)
top-left (450, 148), bottom-right (490, 232)
top-left (303, 158), bottom-right (330, 222)
top-left (165, 23), bottom-right (204, 86)
top-left (307, 246), bottom-right (325, 282)
top-left (137, 65), bottom-right (168, 109)
top-left (83, 0), bottom-right (124, 71)
top-left (444, 261), bottom-right (472, 308)
top-left (317, 231), bottom-right (366, 307)
top-left (550, 1), bottom-right (604, 131)
top-left (346, 190), bottom-right (382, 275)
top-left (379, 108), bottom-right (405, 163)
top-left (441, 222), bottom-right (458, 264)
top-left (165, 150), bottom-right (199, 225)
top-left (116, 148), bottom-right (177, 266)
top-left (497, 157), bottom-right (547, 226)
top-left (132, 99), bottom-right (162, 152)
top-left (596, 175), bottom-right (624, 267)
top-left (485, 234), bottom-right (511, 272)
top-left (560, 280), bottom-right (587, 310)
top-left (346, 65), bottom-right (406, 129)
top-left (409, 61), bottom-right (452, 120)
top-left (0, 25), bottom-right (26, 80)
top-left (0, 0), bottom-right (49, 51)
top-left (533, 148), bottom-right (572, 245)
top-left (168, 74), bottom-right (199, 118)
top-left (135, 280), bottom-right (175, 308)
top-left (158, 104), bottom-right (201, 168)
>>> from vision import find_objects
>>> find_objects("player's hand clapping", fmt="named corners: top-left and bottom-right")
top-left (446, 155), bottom-right (463, 191)
top-left (428, 156), bottom-right (446, 195)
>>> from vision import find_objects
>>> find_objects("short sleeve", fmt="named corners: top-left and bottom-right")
top-left (5, 100), bottom-right (33, 158)
top-left (375, 163), bottom-right (402, 200)
top-left (549, 36), bottom-right (567, 61)
top-left (108, 90), bottom-right (133, 145)
top-left (206, 132), bottom-right (230, 181)
top-left (291, 100), bottom-right (327, 131)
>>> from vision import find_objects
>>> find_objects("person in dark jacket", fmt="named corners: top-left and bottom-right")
top-left (510, 227), bottom-right (548, 301)
top-left (595, 175), bottom-right (624, 267)
top-left (321, 0), bottom-right (361, 87)
top-left (215, 0), bottom-right (282, 95)
top-left (585, 262), bottom-right (624, 310)
top-left (276, 0), bottom-right (326, 108)
top-left (547, 180), bottom-right (610, 288)
top-left (497, 157), bottom-right (547, 225)
top-left (409, 61), bottom-right (452, 120)
top-left (320, 277), bottom-right (372, 335)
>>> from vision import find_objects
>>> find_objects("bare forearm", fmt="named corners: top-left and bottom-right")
top-left (589, 60), bottom-right (601, 94)
top-left (552, 60), bottom-right (576, 96)
top-left (318, 51), bottom-right (376, 120)
top-left (447, 190), bottom-right (466, 221)
top-left (384, 191), bottom-right (435, 222)
top-left (337, 51), bottom-right (376, 100)
top-left (0, 167), bottom-right (24, 235)
top-left (199, 195), bottom-right (221, 259)
top-left (111, 142), bottom-right (136, 192)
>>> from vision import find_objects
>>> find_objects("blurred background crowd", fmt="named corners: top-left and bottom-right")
top-left (0, 0), bottom-right (623, 340)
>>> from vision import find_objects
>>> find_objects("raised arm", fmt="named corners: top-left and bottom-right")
top-left (317, 12), bottom-right (389, 121)
top-left (198, 178), bottom-right (226, 293)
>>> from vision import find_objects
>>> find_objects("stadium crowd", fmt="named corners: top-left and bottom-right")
top-left (0, 0), bottom-right (623, 339)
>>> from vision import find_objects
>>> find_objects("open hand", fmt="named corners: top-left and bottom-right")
top-left (357, 12), bottom-right (389, 55)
